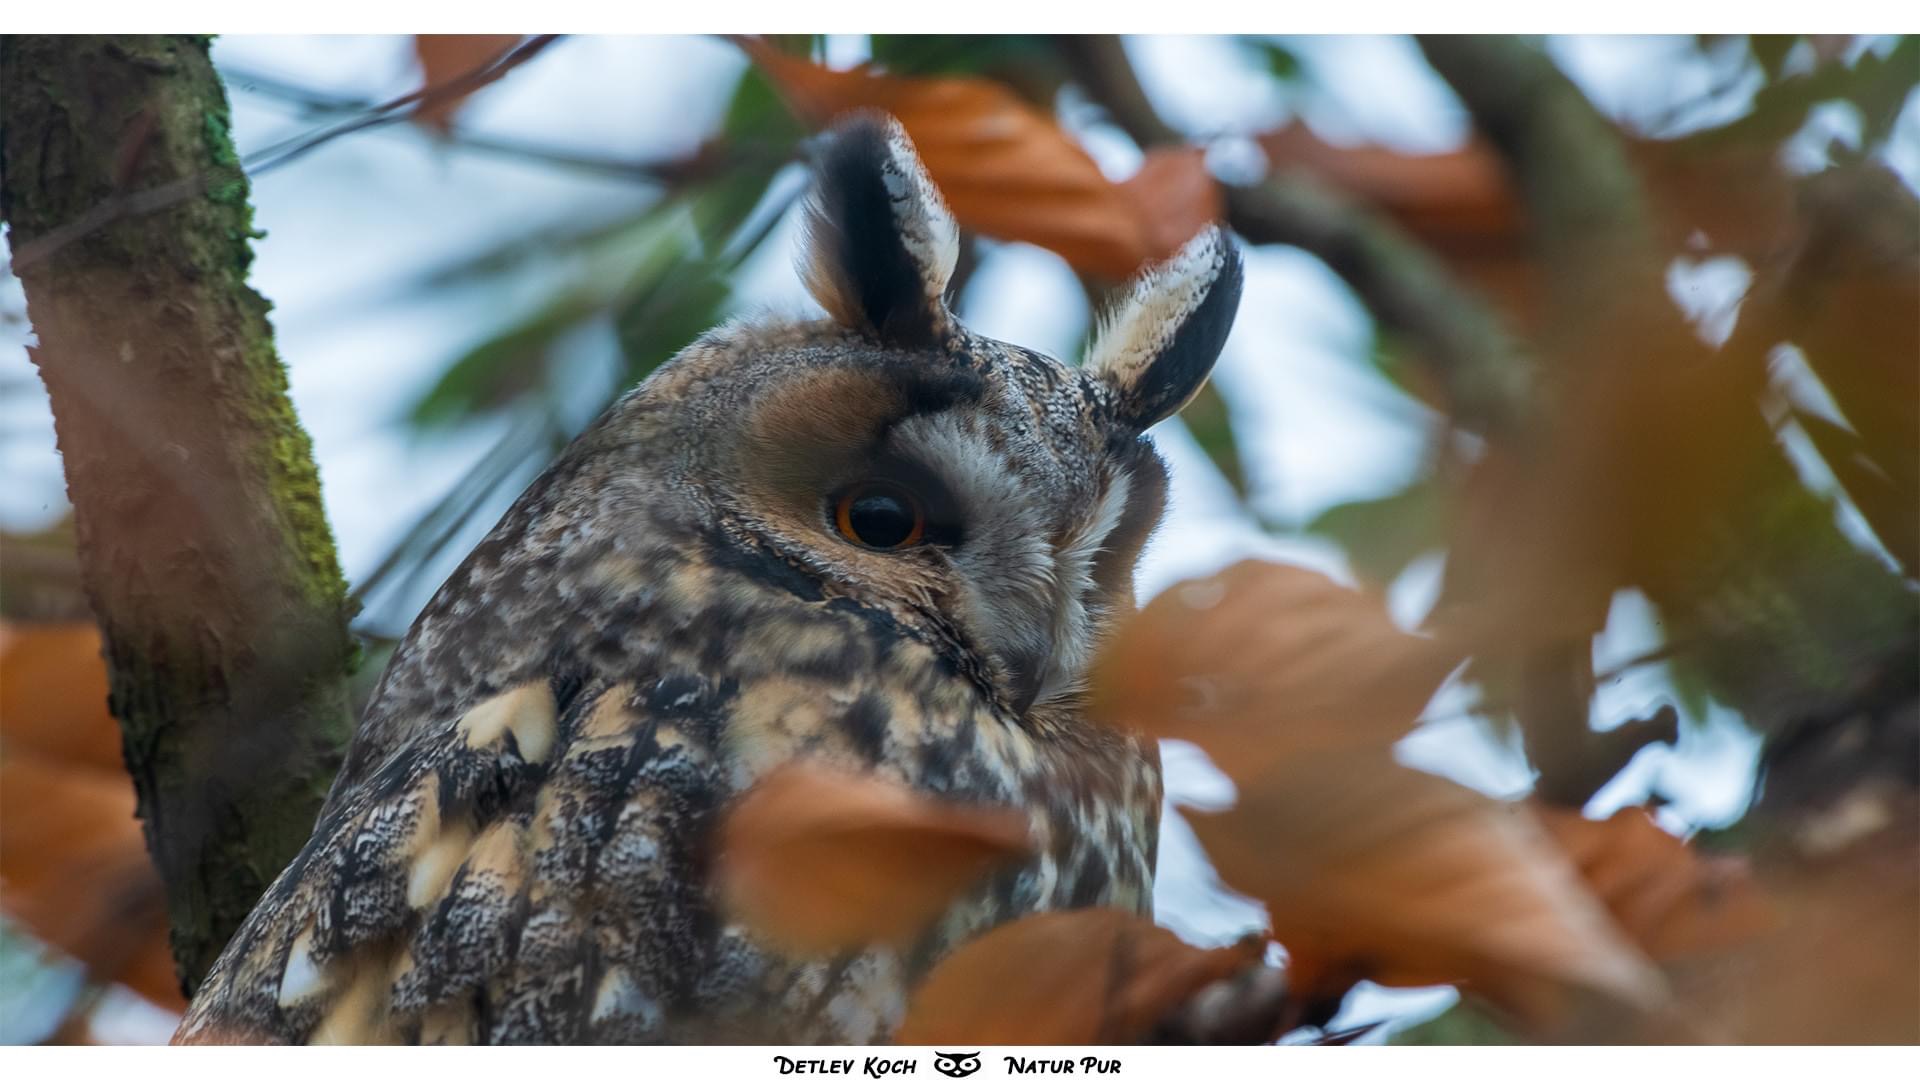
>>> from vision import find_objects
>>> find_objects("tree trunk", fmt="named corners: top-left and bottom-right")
top-left (0, 34), bottom-right (356, 995)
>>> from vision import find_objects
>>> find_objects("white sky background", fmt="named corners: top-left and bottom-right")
top-left (1, 34), bottom-right (1915, 1041)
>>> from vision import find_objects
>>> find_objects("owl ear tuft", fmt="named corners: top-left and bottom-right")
top-left (799, 112), bottom-right (959, 346)
top-left (1087, 226), bottom-right (1244, 430)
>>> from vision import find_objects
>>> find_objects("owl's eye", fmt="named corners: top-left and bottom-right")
top-left (832, 481), bottom-right (927, 550)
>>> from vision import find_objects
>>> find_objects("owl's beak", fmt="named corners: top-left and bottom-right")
top-left (1005, 644), bottom-right (1050, 716)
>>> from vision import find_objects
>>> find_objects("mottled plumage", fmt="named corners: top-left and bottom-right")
top-left (176, 113), bottom-right (1243, 1045)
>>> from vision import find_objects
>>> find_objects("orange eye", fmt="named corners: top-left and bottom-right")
top-left (833, 482), bottom-right (927, 550)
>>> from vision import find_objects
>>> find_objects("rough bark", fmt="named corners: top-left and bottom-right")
top-left (0, 35), bottom-right (356, 995)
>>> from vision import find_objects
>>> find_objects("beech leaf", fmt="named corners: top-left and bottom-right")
top-left (1093, 562), bottom-right (1667, 1034)
top-left (1539, 805), bottom-right (1776, 961)
top-left (896, 909), bottom-right (1264, 1045)
top-left (412, 35), bottom-right (530, 133)
top-left (1093, 560), bottom-right (1461, 787)
top-left (716, 762), bottom-right (1033, 954)
top-left (743, 39), bottom-right (1212, 278)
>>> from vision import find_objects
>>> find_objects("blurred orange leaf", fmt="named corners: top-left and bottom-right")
top-left (1258, 124), bottom-right (1521, 247)
top-left (896, 909), bottom-right (1263, 1044)
top-left (1675, 815), bottom-right (1919, 1044)
top-left (1192, 771), bottom-right (1666, 1034)
top-left (742, 38), bottom-right (1208, 278)
top-left (1094, 562), bottom-right (1665, 1033)
top-left (0, 757), bottom-right (175, 1004)
top-left (1252, 123), bottom-right (1804, 331)
top-left (1093, 560), bottom-right (1461, 787)
top-left (411, 35), bottom-right (529, 133)
top-left (0, 622), bottom-right (184, 1019)
top-left (0, 620), bottom-right (122, 772)
top-left (1256, 124), bottom-right (1537, 320)
top-left (717, 762), bottom-right (1032, 953)
top-left (1120, 147), bottom-right (1226, 267)
top-left (1540, 805), bottom-right (1777, 961)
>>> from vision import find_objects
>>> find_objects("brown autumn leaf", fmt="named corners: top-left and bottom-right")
top-left (1258, 124), bottom-right (1521, 248)
top-left (1769, 165), bottom-right (1920, 573)
top-left (411, 35), bottom-right (527, 133)
top-left (1190, 766), bottom-right (1666, 1035)
top-left (1093, 561), bottom-right (1666, 1034)
top-left (0, 754), bottom-right (182, 1013)
top-left (1255, 124), bottom-right (1538, 321)
top-left (1120, 146), bottom-right (1226, 268)
top-left (1539, 805), bottom-right (1777, 962)
top-left (716, 762), bottom-right (1033, 953)
top-left (0, 620), bottom-right (123, 772)
top-left (1673, 807), bottom-right (1919, 1044)
top-left (896, 909), bottom-right (1264, 1044)
top-left (0, 621), bottom-right (183, 1016)
top-left (1468, 333), bottom-right (1790, 679)
top-left (1093, 560), bottom-right (1462, 787)
top-left (1252, 124), bottom-right (1805, 331)
top-left (742, 39), bottom-right (1202, 278)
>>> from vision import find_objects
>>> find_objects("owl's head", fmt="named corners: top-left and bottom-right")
top-left (586, 113), bottom-right (1241, 725)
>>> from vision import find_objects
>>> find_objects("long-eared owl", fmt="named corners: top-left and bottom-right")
top-left (176, 112), bottom-right (1244, 1045)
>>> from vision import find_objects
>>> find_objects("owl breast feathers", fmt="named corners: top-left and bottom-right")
top-left (175, 112), bottom-right (1243, 1045)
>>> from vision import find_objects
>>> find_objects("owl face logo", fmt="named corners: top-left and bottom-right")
top-left (933, 1052), bottom-right (981, 1078)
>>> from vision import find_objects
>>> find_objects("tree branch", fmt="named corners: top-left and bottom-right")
top-left (220, 63), bottom-right (718, 186)
top-left (1224, 179), bottom-right (1533, 435)
top-left (1, 35), bottom-right (358, 993)
top-left (1416, 37), bottom-right (1665, 319)
top-left (1057, 34), bottom-right (1533, 435)
top-left (1413, 36), bottom-right (1917, 742)
top-left (7, 36), bottom-right (576, 275)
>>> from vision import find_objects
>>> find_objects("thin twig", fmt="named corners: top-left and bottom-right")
top-left (238, 35), bottom-right (562, 175)
top-left (10, 36), bottom-right (562, 274)
top-left (221, 60), bottom-right (712, 184)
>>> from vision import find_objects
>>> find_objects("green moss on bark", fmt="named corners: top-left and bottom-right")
top-left (1, 34), bottom-right (357, 995)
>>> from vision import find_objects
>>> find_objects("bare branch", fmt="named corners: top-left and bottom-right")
top-left (1414, 36), bottom-right (1670, 339)
top-left (8, 36), bottom-right (565, 274)
top-left (1413, 36), bottom-right (1918, 746)
top-left (1225, 179), bottom-right (1533, 435)
top-left (1058, 34), bottom-right (1533, 435)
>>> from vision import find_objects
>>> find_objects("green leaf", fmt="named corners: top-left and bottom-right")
top-left (700, 63), bottom-right (804, 251)
top-left (868, 34), bottom-right (1051, 76)
top-left (1693, 35), bottom-right (1916, 151)
top-left (406, 291), bottom-right (605, 429)
top-left (405, 209), bottom-right (664, 296)
top-left (614, 259), bottom-right (732, 386)
top-left (689, 163), bottom-right (783, 254)
top-left (1305, 474), bottom-right (1447, 589)
top-left (722, 56), bottom-right (805, 145)
top-left (1245, 39), bottom-right (1304, 84)
top-left (1846, 35), bottom-right (1916, 149)
top-left (1747, 35), bottom-right (1798, 81)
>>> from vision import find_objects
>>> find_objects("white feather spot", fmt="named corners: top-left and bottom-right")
top-left (276, 925), bottom-right (330, 1009)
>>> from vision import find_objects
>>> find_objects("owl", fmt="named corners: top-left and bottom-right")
top-left (175, 113), bottom-right (1243, 1045)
